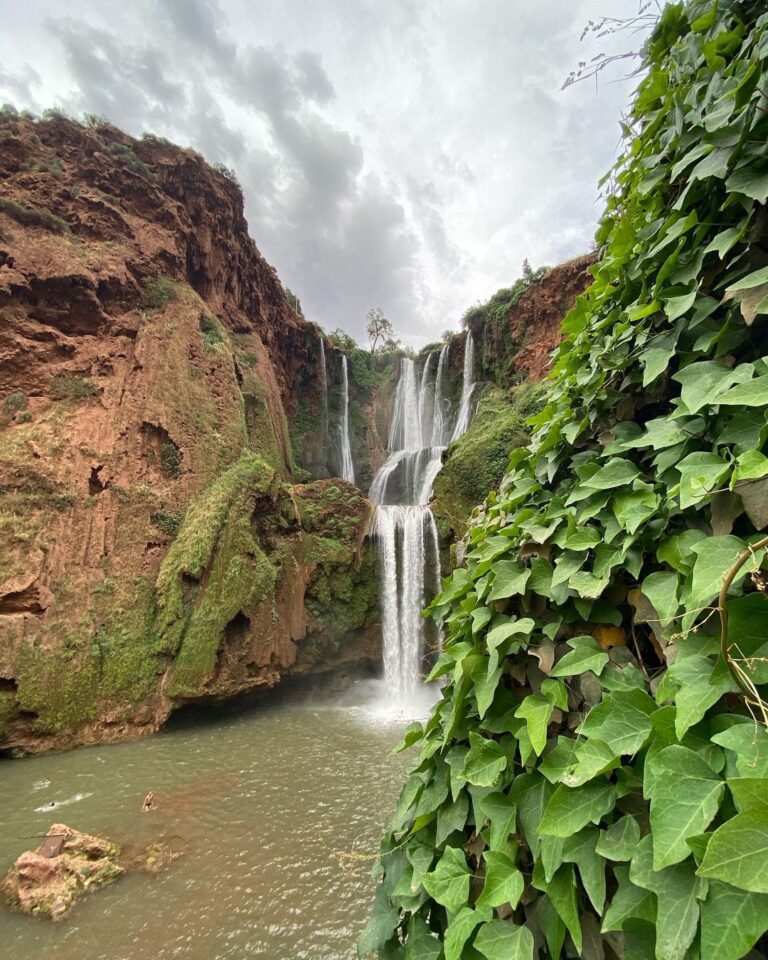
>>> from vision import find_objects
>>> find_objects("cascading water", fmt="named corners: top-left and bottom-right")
top-left (339, 354), bottom-right (355, 483)
top-left (319, 337), bottom-right (329, 462)
top-left (451, 331), bottom-right (475, 441)
top-left (370, 334), bottom-right (475, 707)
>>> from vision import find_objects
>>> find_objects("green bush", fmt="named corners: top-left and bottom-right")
top-left (50, 375), bottom-right (97, 401)
top-left (0, 197), bottom-right (70, 234)
top-left (159, 442), bottom-right (182, 479)
top-left (150, 510), bottom-right (183, 539)
top-left (3, 391), bottom-right (27, 413)
top-left (366, 3), bottom-right (768, 959)
top-left (199, 313), bottom-right (224, 349)
top-left (141, 276), bottom-right (177, 310)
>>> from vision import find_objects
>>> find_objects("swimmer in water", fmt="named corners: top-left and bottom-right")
top-left (142, 792), bottom-right (156, 812)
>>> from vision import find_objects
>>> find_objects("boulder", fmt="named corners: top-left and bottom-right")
top-left (1, 823), bottom-right (122, 920)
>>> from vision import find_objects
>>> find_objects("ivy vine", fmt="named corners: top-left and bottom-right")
top-left (362, 2), bottom-right (768, 958)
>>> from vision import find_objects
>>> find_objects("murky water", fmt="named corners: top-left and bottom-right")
top-left (0, 684), bottom-right (411, 960)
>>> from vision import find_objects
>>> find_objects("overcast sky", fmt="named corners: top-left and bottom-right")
top-left (0, 0), bottom-right (642, 347)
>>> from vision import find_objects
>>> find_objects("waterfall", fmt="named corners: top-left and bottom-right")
top-left (370, 343), bottom-right (476, 705)
top-left (319, 338), bottom-right (329, 464)
top-left (339, 355), bottom-right (355, 483)
top-left (451, 332), bottom-right (475, 441)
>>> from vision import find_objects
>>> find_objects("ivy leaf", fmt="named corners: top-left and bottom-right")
top-left (725, 593), bottom-right (768, 684)
top-left (666, 651), bottom-right (737, 738)
top-left (596, 815), bottom-right (641, 861)
top-left (728, 777), bottom-right (768, 815)
top-left (715, 374), bottom-right (768, 407)
top-left (712, 723), bottom-right (768, 778)
top-left (578, 688), bottom-right (657, 757)
top-left (436, 791), bottom-right (470, 846)
top-left (545, 863), bottom-right (583, 952)
top-left (689, 535), bottom-right (747, 606)
top-left (675, 451), bottom-right (730, 508)
top-left (630, 836), bottom-right (702, 960)
top-left (562, 738), bottom-right (619, 787)
top-left (697, 809), bottom-right (768, 893)
top-left (699, 880), bottom-right (768, 960)
top-left (358, 885), bottom-right (399, 957)
top-left (538, 781), bottom-right (616, 838)
top-left (405, 915), bottom-right (442, 960)
top-left (583, 458), bottom-right (641, 491)
top-left (487, 560), bottom-right (531, 601)
top-left (514, 694), bottom-right (554, 756)
top-left (551, 635), bottom-right (609, 677)
top-left (472, 660), bottom-right (503, 720)
top-left (473, 920), bottom-right (534, 960)
top-left (477, 791), bottom-right (517, 853)
top-left (642, 570), bottom-right (680, 630)
top-left (461, 732), bottom-right (508, 787)
top-left (641, 338), bottom-right (677, 386)
top-left (672, 360), bottom-right (752, 414)
top-left (602, 864), bottom-right (657, 932)
top-left (510, 773), bottom-right (552, 857)
top-left (476, 850), bottom-right (524, 909)
top-left (646, 745), bottom-right (725, 868)
top-left (422, 846), bottom-right (471, 914)
top-left (725, 167), bottom-right (768, 203)
top-left (444, 906), bottom-right (492, 960)
top-left (563, 827), bottom-right (607, 913)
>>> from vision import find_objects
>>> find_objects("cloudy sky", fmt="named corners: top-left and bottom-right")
top-left (0, 0), bottom-right (643, 347)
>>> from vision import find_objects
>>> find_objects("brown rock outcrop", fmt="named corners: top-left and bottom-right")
top-left (0, 113), bottom-right (379, 753)
top-left (1, 823), bottom-right (122, 920)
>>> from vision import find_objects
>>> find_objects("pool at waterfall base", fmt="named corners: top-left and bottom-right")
top-left (0, 684), bottom-right (417, 960)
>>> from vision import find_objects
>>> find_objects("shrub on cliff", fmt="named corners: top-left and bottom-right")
top-left (365, 2), bottom-right (768, 958)
top-left (141, 276), bottom-right (177, 310)
top-left (0, 197), bottom-right (70, 234)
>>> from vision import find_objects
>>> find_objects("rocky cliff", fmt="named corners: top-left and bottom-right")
top-left (0, 113), bottom-right (378, 753)
top-left (432, 256), bottom-right (595, 540)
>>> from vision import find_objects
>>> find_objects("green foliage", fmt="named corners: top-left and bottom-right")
top-left (0, 196), bottom-right (70, 234)
top-left (159, 441), bottom-right (182, 478)
top-left (105, 139), bottom-right (153, 177)
top-left (155, 453), bottom-right (279, 696)
top-left (327, 328), bottom-right (358, 351)
top-left (150, 509), bottom-right (183, 539)
top-left (3, 391), bottom-right (27, 413)
top-left (141, 276), bottom-right (177, 309)
top-left (348, 347), bottom-right (382, 391)
top-left (367, 3), bottom-right (768, 958)
top-left (199, 312), bottom-right (224, 350)
top-left (284, 286), bottom-right (304, 317)
top-left (432, 383), bottom-right (544, 532)
top-left (49, 374), bottom-right (98, 401)
top-left (213, 161), bottom-right (240, 186)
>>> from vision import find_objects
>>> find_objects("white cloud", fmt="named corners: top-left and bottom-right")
top-left (0, 0), bottom-right (642, 346)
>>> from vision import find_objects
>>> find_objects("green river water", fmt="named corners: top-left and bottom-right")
top-left (0, 686), bottom-right (410, 959)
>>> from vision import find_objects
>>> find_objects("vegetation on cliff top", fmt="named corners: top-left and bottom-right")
top-left (366, 2), bottom-right (768, 958)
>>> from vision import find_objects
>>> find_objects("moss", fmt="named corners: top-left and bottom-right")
top-left (199, 312), bottom-right (224, 350)
top-left (159, 441), bottom-right (182, 478)
top-left (0, 692), bottom-right (17, 740)
top-left (150, 509), bottom-right (183, 539)
top-left (0, 196), bottom-right (70, 234)
top-left (3, 391), bottom-right (27, 413)
top-left (432, 382), bottom-right (544, 537)
top-left (156, 453), bottom-right (280, 696)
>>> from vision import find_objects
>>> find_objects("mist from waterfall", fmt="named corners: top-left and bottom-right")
top-left (339, 354), bottom-right (355, 484)
top-left (370, 336), bottom-right (475, 708)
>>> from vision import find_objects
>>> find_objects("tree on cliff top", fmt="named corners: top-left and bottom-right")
top-left (366, 307), bottom-right (393, 354)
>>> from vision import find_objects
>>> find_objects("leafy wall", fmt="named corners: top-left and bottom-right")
top-left (365, 2), bottom-right (768, 958)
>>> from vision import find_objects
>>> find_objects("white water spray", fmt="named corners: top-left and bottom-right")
top-left (339, 355), bottom-right (355, 484)
top-left (370, 343), bottom-right (476, 707)
top-left (451, 332), bottom-right (475, 441)
top-left (319, 338), bottom-right (329, 461)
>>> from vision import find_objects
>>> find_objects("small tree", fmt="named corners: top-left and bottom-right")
top-left (366, 307), bottom-right (393, 354)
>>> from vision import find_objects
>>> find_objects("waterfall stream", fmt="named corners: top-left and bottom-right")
top-left (370, 333), bottom-right (475, 706)
top-left (339, 354), bottom-right (355, 483)
top-left (319, 337), bottom-right (329, 464)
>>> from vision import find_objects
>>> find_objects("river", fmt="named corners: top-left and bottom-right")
top-left (0, 684), bottom-right (410, 960)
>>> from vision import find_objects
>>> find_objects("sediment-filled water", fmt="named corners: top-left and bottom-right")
top-left (0, 688), bottom-right (409, 960)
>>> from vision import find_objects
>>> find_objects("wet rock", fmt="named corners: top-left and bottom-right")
top-left (0, 823), bottom-right (122, 920)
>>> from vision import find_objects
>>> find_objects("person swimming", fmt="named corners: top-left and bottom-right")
top-left (141, 792), bottom-right (157, 812)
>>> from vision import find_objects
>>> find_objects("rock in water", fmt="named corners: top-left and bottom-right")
top-left (1, 823), bottom-right (122, 920)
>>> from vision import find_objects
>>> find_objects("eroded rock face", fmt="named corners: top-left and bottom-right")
top-left (0, 823), bottom-right (122, 920)
top-left (0, 114), bottom-right (379, 753)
